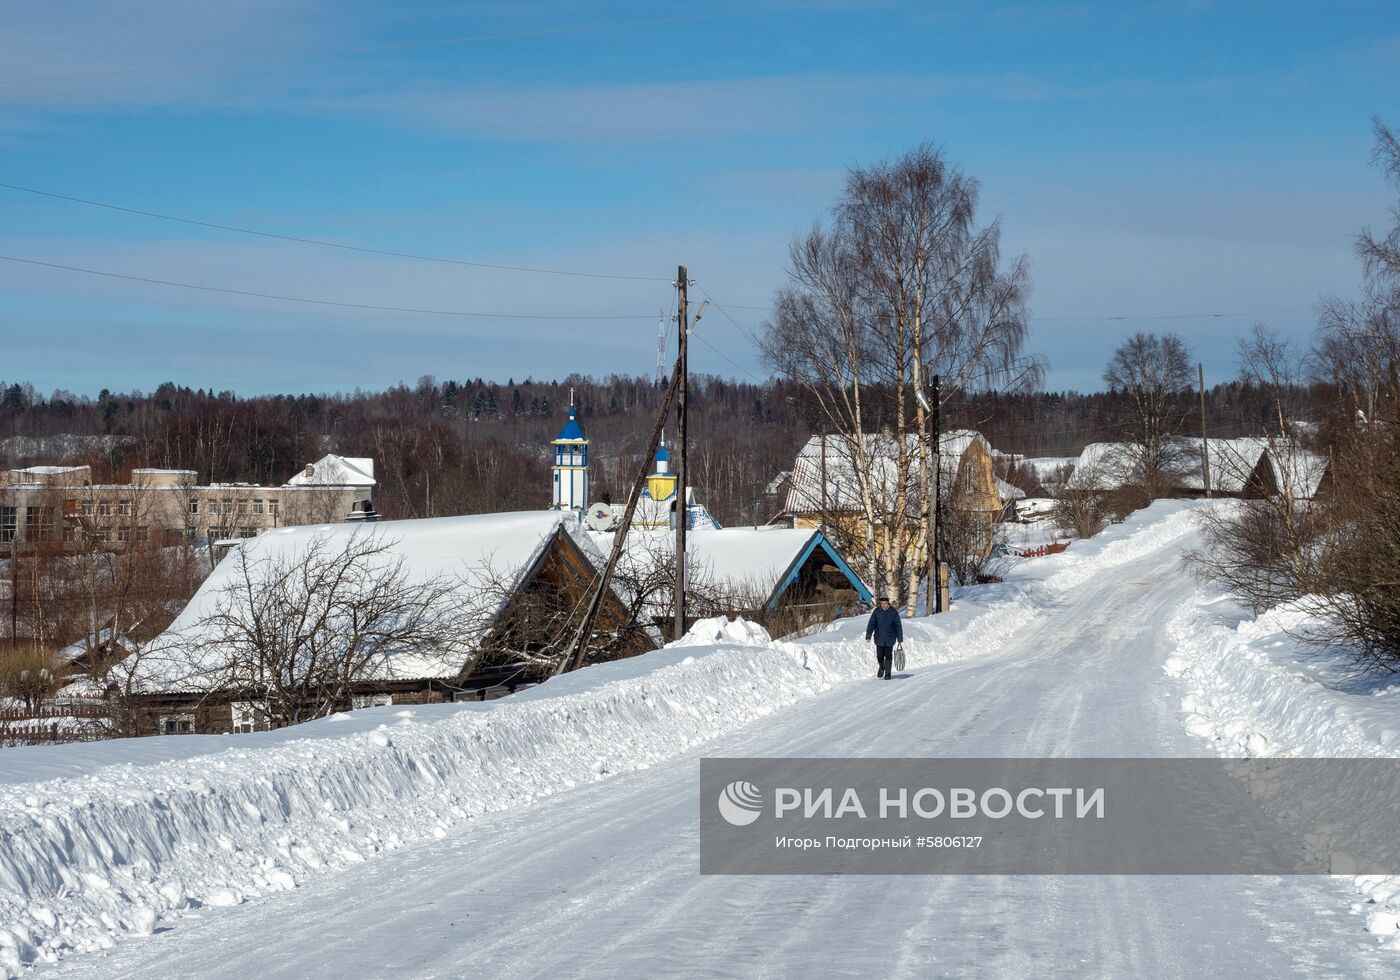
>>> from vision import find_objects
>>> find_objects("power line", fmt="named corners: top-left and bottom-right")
top-left (0, 6), bottom-right (834, 86)
top-left (1032, 308), bottom-right (1313, 322)
top-left (0, 181), bottom-right (667, 282)
top-left (691, 284), bottom-right (768, 382)
top-left (703, 300), bottom-right (1315, 322)
top-left (0, 254), bottom-right (656, 320)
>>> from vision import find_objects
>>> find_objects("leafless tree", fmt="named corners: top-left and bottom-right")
top-left (760, 143), bottom-right (1041, 608)
top-left (1189, 121), bottom-right (1400, 669)
top-left (1053, 462), bottom-right (1112, 540)
top-left (1186, 327), bottom-right (1325, 612)
top-left (176, 530), bottom-right (476, 726)
top-left (1102, 332), bottom-right (1195, 500)
top-left (1358, 117), bottom-right (1400, 282)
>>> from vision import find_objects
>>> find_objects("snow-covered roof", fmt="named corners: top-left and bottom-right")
top-left (1017, 457), bottom-right (1078, 482)
top-left (12, 465), bottom-right (86, 475)
top-left (285, 454), bottom-right (376, 488)
top-left (129, 511), bottom-right (593, 691)
top-left (783, 430), bottom-right (1002, 515)
top-left (1073, 438), bottom-right (1272, 494)
top-left (996, 477), bottom-right (1027, 502)
top-left (593, 526), bottom-right (870, 609)
top-left (1254, 446), bottom-right (1329, 500)
top-left (57, 628), bottom-right (138, 664)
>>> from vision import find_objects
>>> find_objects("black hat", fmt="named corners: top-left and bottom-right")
top-left (877, 596), bottom-right (890, 602)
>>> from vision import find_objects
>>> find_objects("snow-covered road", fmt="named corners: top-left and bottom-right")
top-left (41, 508), bottom-right (1393, 978)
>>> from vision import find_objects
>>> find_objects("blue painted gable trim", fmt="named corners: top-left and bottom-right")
top-left (766, 531), bottom-right (873, 609)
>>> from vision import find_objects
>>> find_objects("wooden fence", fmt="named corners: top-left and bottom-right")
top-left (0, 700), bottom-right (112, 747)
top-left (1015, 542), bottom-right (1070, 559)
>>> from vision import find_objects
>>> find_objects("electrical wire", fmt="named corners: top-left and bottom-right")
top-left (0, 253), bottom-right (656, 320)
top-left (690, 284), bottom-right (770, 382)
top-left (700, 299), bottom-right (1315, 322)
top-left (0, 181), bottom-right (668, 282)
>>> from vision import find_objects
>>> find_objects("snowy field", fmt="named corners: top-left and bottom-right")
top-left (1, 500), bottom-right (1397, 977)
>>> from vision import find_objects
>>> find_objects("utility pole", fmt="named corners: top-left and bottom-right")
top-left (673, 266), bottom-right (689, 643)
top-left (927, 373), bottom-right (946, 615)
top-left (1199, 362), bottom-right (1211, 498)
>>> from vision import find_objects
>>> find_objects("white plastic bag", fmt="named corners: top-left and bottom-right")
top-left (893, 643), bottom-right (906, 672)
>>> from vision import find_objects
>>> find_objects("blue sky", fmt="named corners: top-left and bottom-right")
top-left (1, 1), bottom-right (1395, 396)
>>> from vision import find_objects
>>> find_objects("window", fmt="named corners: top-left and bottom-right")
top-left (25, 507), bottom-right (55, 538)
top-left (230, 701), bottom-right (266, 734)
top-left (116, 500), bottom-right (132, 517)
top-left (0, 506), bottom-right (15, 543)
top-left (252, 500), bottom-right (264, 515)
top-left (238, 526), bottom-right (258, 539)
top-left (221, 500), bottom-right (234, 515)
top-left (116, 527), bottom-right (130, 544)
top-left (158, 713), bottom-right (195, 735)
top-left (268, 499), bottom-right (280, 517)
top-left (189, 500), bottom-right (199, 515)
top-left (351, 694), bottom-right (393, 710)
top-left (79, 500), bottom-right (94, 517)
top-left (96, 501), bottom-right (110, 517)
top-left (236, 499), bottom-right (250, 515)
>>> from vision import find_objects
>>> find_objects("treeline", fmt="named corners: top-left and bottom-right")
top-left (0, 375), bottom-right (813, 526)
top-left (0, 374), bottom-right (1342, 526)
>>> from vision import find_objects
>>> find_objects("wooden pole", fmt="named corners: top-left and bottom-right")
top-left (1199, 362), bottom-right (1211, 498)
top-left (673, 266), bottom-right (689, 642)
top-left (928, 374), bottom-right (945, 614)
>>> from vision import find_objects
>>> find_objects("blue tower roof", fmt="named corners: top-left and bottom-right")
top-left (554, 405), bottom-right (586, 442)
top-left (654, 441), bottom-right (670, 463)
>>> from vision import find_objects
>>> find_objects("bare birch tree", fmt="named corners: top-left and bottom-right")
top-left (761, 144), bottom-right (1040, 608)
top-left (1102, 332), bottom-right (1194, 501)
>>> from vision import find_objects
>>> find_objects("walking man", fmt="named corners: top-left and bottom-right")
top-left (865, 596), bottom-right (903, 679)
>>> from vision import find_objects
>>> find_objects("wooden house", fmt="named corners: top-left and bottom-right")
top-left (117, 512), bottom-right (651, 736)
top-left (1240, 446), bottom-right (1330, 502)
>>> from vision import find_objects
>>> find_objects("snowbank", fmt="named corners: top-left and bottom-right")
top-left (0, 501), bottom-right (1201, 975)
top-left (1165, 576), bottom-right (1400, 951)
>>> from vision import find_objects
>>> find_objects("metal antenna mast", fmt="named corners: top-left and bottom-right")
top-left (654, 306), bottom-right (669, 385)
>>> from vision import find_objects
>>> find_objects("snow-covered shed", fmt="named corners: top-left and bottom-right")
top-left (122, 511), bottom-right (650, 735)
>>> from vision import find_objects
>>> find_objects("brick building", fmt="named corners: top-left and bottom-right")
top-left (0, 455), bottom-right (375, 553)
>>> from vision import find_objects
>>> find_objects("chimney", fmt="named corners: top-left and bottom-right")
top-left (345, 499), bottom-right (380, 523)
top-left (304, 463), bottom-right (315, 478)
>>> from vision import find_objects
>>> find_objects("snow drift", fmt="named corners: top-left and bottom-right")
top-left (1165, 560), bottom-right (1400, 952)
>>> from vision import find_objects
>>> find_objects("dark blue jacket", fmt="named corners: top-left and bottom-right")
top-left (865, 605), bottom-right (903, 646)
